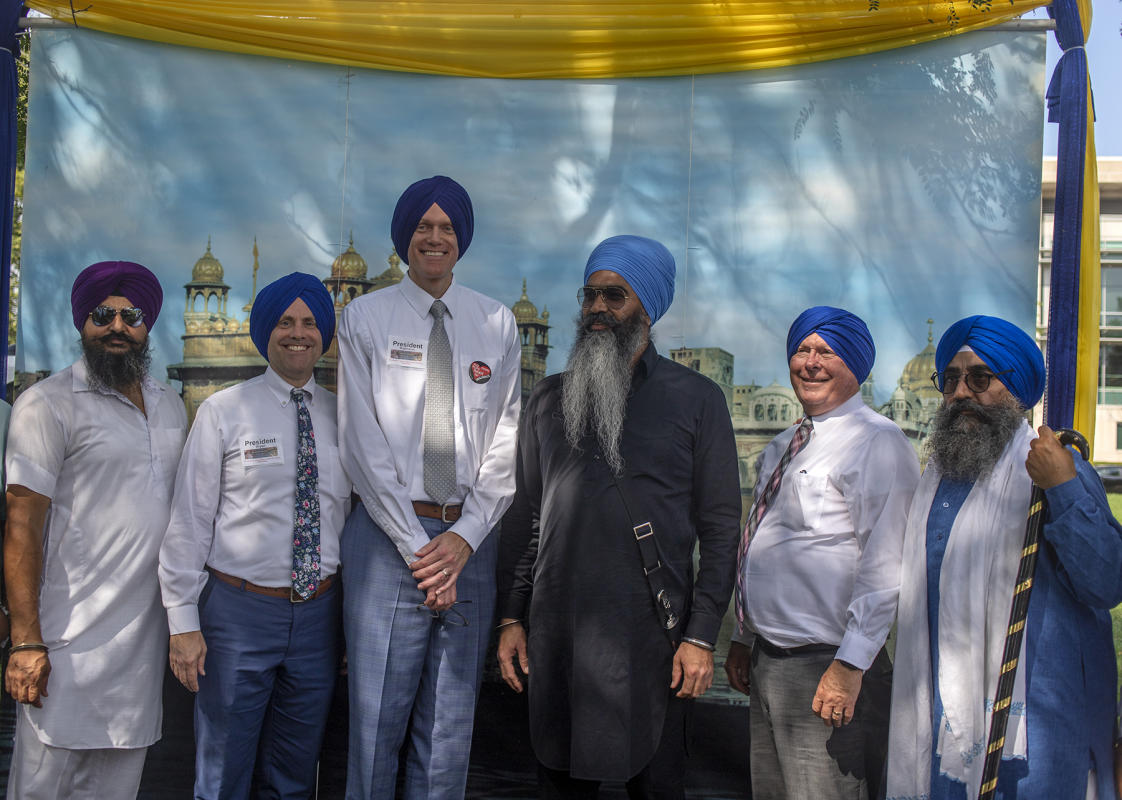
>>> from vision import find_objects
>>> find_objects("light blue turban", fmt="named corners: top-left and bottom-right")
top-left (583, 235), bottom-right (676, 324)
top-left (249, 272), bottom-right (336, 360)
top-left (935, 315), bottom-right (1045, 409)
top-left (786, 306), bottom-right (876, 383)
top-left (390, 175), bottom-right (474, 265)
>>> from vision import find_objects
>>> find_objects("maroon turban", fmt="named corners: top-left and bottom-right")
top-left (71, 261), bottom-right (163, 331)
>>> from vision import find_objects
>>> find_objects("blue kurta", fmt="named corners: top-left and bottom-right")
top-left (925, 454), bottom-right (1122, 799)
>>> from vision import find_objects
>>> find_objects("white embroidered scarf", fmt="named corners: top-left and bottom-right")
top-left (887, 421), bottom-right (1035, 800)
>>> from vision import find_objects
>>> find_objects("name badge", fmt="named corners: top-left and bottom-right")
top-left (388, 336), bottom-right (426, 369)
top-left (242, 435), bottom-right (284, 468)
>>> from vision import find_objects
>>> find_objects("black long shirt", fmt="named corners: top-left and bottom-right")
top-left (497, 343), bottom-right (741, 780)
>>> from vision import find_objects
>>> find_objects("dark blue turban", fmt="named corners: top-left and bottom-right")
top-left (249, 272), bottom-right (335, 360)
top-left (786, 306), bottom-right (876, 383)
top-left (71, 261), bottom-right (163, 331)
top-left (390, 176), bottom-right (474, 265)
top-left (935, 315), bottom-right (1045, 409)
top-left (583, 235), bottom-right (676, 324)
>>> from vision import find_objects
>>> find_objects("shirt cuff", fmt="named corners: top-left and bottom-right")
top-left (167, 604), bottom-right (201, 636)
top-left (5, 456), bottom-right (58, 499)
top-left (452, 512), bottom-right (488, 552)
top-left (836, 630), bottom-right (878, 671)
top-left (1043, 473), bottom-right (1084, 518)
top-left (730, 628), bottom-right (756, 648)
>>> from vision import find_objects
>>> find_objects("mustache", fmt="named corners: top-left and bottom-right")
top-left (579, 311), bottom-right (621, 333)
top-left (944, 398), bottom-right (998, 425)
top-left (95, 332), bottom-right (136, 346)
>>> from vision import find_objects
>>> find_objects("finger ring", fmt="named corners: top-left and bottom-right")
top-left (832, 710), bottom-right (842, 718)
top-left (441, 568), bottom-right (450, 577)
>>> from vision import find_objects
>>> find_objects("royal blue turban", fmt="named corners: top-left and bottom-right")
top-left (249, 272), bottom-right (336, 360)
top-left (935, 315), bottom-right (1045, 409)
top-left (785, 306), bottom-right (876, 383)
top-left (71, 261), bottom-right (163, 331)
top-left (390, 176), bottom-right (474, 265)
top-left (583, 235), bottom-right (676, 325)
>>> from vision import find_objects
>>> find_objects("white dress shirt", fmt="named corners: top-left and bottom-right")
top-left (337, 273), bottom-right (521, 563)
top-left (739, 392), bottom-right (920, 669)
top-left (159, 368), bottom-right (350, 635)
top-left (4, 358), bottom-right (187, 748)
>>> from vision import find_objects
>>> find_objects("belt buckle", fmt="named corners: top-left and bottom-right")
top-left (290, 586), bottom-right (309, 604)
top-left (440, 503), bottom-right (455, 523)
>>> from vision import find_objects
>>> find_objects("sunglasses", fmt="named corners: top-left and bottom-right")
top-left (577, 285), bottom-right (630, 310)
top-left (88, 305), bottom-right (145, 328)
top-left (930, 368), bottom-right (1012, 395)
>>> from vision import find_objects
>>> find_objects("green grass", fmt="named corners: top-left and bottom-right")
top-left (1110, 494), bottom-right (1122, 678)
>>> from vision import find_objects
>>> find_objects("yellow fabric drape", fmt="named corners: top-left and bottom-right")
top-left (26, 1), bottom-right (1048, 78)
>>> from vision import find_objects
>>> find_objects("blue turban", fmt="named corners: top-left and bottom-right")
top-left (390, 176), bottom-right (474, 265)
top-left (249, 272), bottom-right (335, 360)
top-left (71, 261), bottom-right (163, 331)
top-left (935, 315), bottom-right (1045, 409)
top-left (785, 306), bottom-right (876, 383)
top-left (582, 235), bottom-right (676, 325)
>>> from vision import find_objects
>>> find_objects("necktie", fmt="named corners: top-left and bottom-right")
top-left (424, 299), bottom-right (456, 505)
top-left (734, 416), bottom-right (814, 632)
top-left (291, 388), bottom-right (321, 600)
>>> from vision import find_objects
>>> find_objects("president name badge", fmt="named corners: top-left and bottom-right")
top-left (388, 336), bottom-right (426, 369)
top-left (242, 435), bottom-right (284, 468)
top-left (469, 361), bottom-right (492, 384)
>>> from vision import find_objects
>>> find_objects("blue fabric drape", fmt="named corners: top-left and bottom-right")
top-left (1044, 0), bottom-right (1093, 430)
top-left (0, 2), bottom-right (20, 400)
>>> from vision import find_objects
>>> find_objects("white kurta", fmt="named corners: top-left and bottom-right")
top-left (4, 359), bottom-right (187, 748)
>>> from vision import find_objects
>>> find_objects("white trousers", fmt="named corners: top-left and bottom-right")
top-left (6, 713), bottom-right (148, 800)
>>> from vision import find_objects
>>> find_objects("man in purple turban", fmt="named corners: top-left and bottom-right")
top-left (887, 315), bottom-right (1122, 800)
top-left (496, 235), bottom-right (741, 798)
top-left (4, 261), bottom-right (187, 798)
top-left (160, 272), bottom-right (349, 799)
top-left (726, 305), bottom-right (919, 800)
top-left (337, 176), bottom-right (522, 798)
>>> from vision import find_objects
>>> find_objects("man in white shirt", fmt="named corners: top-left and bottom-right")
top-left (337, 175), bottom-right (521, 799)
top-left (4, 261), bottom-right (187, 800)
top-left (159, 272), bottom-right (350, 799)
top-left (725, 305), bottom-right (919, 800)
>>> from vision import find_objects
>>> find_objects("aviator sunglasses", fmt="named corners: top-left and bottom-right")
top-left (577, 285), bottom-right (630, 310)
top-left (88, 305), bottom-right (145, 328)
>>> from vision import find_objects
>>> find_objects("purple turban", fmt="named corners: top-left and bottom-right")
top-left (786, 306), bottom-right (876, 383)
top-left (583, 235), bottom-right (676, 324)
top-left (71, 261), bottom-right (163, 331)
top-left (249, 272), bottom-right (336, 360)
top-left (935, 315), bottom-right (1045, 409)
top-left (390, 176), bottom-right (474, 265)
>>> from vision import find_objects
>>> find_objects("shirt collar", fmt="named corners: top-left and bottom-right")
top-left (804, 391), bottom-right (864, 424)
top-left (400, 272), bottom-right (459, 320)
top-left (263, 365), bottom-right (318, 406)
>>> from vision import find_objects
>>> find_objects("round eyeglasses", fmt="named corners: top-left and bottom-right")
top-left (930, 368), bottom-right (1012, 395)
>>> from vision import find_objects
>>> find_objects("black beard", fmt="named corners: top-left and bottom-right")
top-left (926, 396), bottom-right (1025, 482)
top-left (81, 333), bottom-right (151, 392)
top-left (560, 310), bottom-right (648, 476)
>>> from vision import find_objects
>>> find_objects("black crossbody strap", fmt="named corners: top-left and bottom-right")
top-left (613, 476), bottom-right (681, 648)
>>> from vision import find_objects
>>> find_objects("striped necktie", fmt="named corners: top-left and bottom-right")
top-left (734, 416), bottom-right (814, 632)
top-left (291, 388), bottom-right (321, 600)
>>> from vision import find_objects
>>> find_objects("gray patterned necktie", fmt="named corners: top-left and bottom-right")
top-left (424, 299), bottom-right (456, 505)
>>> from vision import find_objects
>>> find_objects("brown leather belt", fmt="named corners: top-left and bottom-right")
top-left (412, 501), bottom-right (462, 523)
top-left (207, 567), bottom-right (336, 603)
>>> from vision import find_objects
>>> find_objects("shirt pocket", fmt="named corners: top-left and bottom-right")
top-left (789, 472), bottom-right (829, 532)
top-left (151, 425), bottom-right (187, 499)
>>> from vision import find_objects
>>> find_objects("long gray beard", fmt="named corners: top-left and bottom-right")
top-left (81, 335), bottom-right (151, 393)
top-left (926, 396), bottom-right (1025, 482)
top-left (561, 312), bottom-right (647, 476)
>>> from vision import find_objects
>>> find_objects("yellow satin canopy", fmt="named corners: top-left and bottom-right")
top-left (26, 1), bottom-right (1048, 78)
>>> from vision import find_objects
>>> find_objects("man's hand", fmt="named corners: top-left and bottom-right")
top-left (1026, 425), bottom-right (1078, 489)
top-left (169, 631), bottom-right (207, 692)
top-left (5, 648), bottom-right (50, 707)
top-left (411, 531), bottom-right (473, 611)
top-left (497, 620), bottom-right (529, 693)
top-left (811, 660), bottom-right (863, 727)
top-left (724, 641), bottom-right (752, 696)
top-left (671, 641), bottom-right (714, 699)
